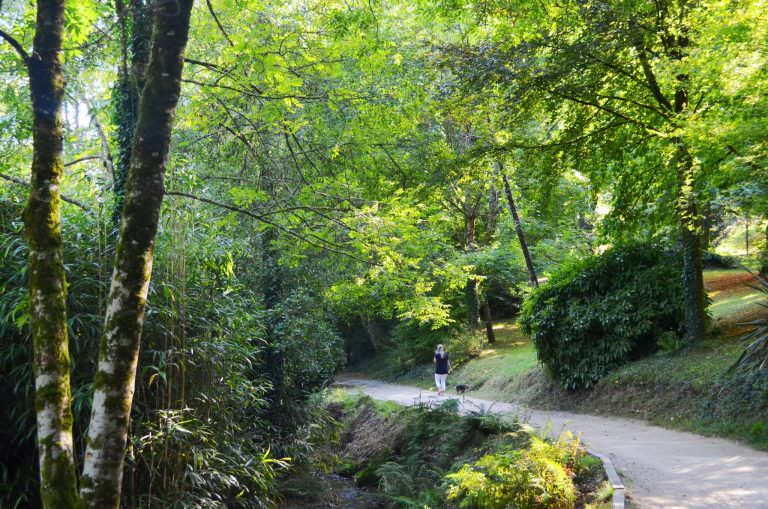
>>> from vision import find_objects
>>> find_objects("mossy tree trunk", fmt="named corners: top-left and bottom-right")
top-left (23, 1), bottom-right (80, 507)
top-left (79, 2), bottom-right (195, 507)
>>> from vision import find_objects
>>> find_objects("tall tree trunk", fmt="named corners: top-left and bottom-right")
top-left (24, 1), bottom-right (79, 507)
top-left (465, 278), bottom-right (480, 329)
top-left (501, 172), bottom-right (538, 287)
top-left (699, 200), bottom-right (713, 253)
top-left (676, 144), bottom-right (707, 342)
top-left (671, 22), bottom-right (707, 342)
top-left (80, 2), bottom-right (194, 507)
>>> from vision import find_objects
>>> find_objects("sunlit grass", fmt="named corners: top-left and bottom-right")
top-left (710, 291), bottom-right (764, 320)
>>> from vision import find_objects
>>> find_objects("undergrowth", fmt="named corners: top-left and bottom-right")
top-left (280, 392), bottom-right (611, 509)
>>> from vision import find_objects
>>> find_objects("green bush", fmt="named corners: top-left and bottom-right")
top-left (702, 251), bottom-right (737, 269)
top-left (445, 434), bottom-right (580, 509)
top-left (520, 242), bottom-right (685, 389)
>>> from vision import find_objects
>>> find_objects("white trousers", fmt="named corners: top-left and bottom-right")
top-left (435, 373), bottom-right (447, 392)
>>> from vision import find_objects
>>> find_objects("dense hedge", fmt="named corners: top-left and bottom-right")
top-left (520, 243), bottom-right (685, 389)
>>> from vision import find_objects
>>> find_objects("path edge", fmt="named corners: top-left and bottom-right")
top-left (592, 452), bottom-right (625, 509)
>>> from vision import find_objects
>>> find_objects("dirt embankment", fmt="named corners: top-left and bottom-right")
top-left (704, 272), bottom-right (755, 292)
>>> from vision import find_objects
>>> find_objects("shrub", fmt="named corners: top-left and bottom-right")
top-left (445, 434), bottom-right (581, 509)
top-left (702, 251), bottom-right (737, 269)
top-left (520, 242), bottom-right (685, 389)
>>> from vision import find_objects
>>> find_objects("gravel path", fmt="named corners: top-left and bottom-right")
top-left (337, 376), bottom-right (768, 509)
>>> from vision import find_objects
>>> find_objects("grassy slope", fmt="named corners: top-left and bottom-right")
top-left (358, 268), bottom-right (768, 450)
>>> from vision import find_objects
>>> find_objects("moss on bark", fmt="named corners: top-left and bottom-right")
top-left (23, 1), bottom-right (80, 507)
top-left (79, 2), bottom-right (195, 507)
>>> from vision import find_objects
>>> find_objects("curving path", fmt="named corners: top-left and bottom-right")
top-left (337, 376), bottom-right (768, 509)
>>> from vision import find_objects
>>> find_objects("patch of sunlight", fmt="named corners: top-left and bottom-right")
top-left (710, 292), bottom-right (764, 319)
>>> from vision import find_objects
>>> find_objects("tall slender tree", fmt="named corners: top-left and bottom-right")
top-left (17, 1), bottom-right (80, 507)
top-left (80, 1), bottom-right (195, 506)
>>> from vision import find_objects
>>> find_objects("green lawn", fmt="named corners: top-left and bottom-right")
top-left (450, 321), bottom-right (538, 399)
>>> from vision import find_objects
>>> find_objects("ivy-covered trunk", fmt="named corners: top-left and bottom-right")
top-left (112, 0), bottom-right (151, 227)
top-left (79, 1), bottom-right (194, 507)
top-left (672, 27), bottom-right (707, 341)
top-left (24, 1), bottom-right (80, 507)
top-left (676, 143), bottom-right (707, 342)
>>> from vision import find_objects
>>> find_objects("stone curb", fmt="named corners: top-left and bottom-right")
top-left (592, 452), bottom-right (626, 509)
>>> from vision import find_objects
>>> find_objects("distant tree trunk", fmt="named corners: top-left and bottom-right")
top-left (465, 277), bottom-right (480, 329)
top-left (485, 173), bottom-right (500, 242)
top-left (363, 317), bottom-right (389, 352)
top-left (465, 214), bottom-right (481, 329)
top-left (745, 213), bottom-right (750, 256)
top-left (480, 173), bottom-right (499, 343)
top-left (80, 2), bottom-right (195, 507)
top-left (760, 222), bottom-right (768, 277)
top-left (700, 200), bottom-right (713, 253)
top-left (23, 1), bottom-right (80, 507)
top-left (480, 300), bottom-right (495, 344)
top-left (261, 226), bottom-right (286, 428)
top-left (501, 171), bottom-right (538, 287)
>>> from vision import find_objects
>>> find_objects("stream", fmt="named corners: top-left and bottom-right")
top-left (278, 473), bottom-right (385, 509)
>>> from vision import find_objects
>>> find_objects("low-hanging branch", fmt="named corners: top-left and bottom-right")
top-left (0, 172), bottom-right (93, 213)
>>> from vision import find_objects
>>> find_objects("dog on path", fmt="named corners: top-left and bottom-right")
top-left (456, 384), bottom-right (468, 395)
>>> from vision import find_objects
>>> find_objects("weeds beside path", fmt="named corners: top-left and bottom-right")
top-left (337, 376), bottom-right (768, 509)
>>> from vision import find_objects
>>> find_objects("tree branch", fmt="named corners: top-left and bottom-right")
top-left (0, 28), bottom-right (29, 62)
top-left (64, 155), bottom-right (101, 167)
top-left (0, 173), bottom-right (93, 213)
top-left (165, 191), bottom-right (363, 261)
top-left (631, 28), bottom-right (674, 112)
top-left (205, 0), bottom-right (234, 48)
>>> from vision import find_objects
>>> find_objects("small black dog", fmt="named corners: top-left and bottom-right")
top-left (456, 384), bottom-right (468, 395)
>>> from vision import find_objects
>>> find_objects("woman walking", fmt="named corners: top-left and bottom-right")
top-left (433, 344), bottom-right (451, 396)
